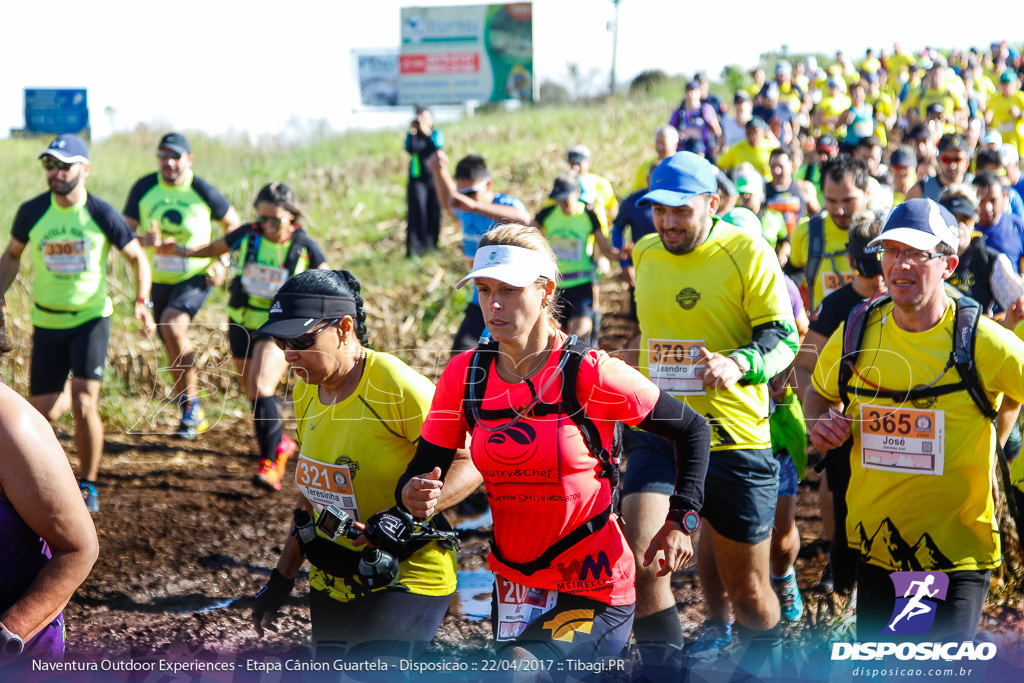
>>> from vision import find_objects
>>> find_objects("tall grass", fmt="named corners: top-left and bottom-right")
top-left (0, 87), bottom-right (684, 428)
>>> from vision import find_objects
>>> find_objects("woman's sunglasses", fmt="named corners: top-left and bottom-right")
top-left (274, 319), bottom-right (339, 351)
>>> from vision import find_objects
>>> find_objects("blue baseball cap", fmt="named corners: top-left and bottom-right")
top-left (38, 134), bottom-right (89, 164)
top-left (869, 199), bottom-right (959, 251)
top-left (638, 152), bottom-right (717, 207)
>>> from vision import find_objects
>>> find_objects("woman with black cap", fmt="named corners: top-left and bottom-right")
top-left (158, 182), bottom-right (329, 492)
top-left (397, 224), bottom-right (711, 668)
top-left (248, 269), bottom-right (477, 656)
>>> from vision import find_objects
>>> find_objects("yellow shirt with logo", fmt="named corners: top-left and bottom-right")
top-left (789, 212), bottom-right (856, 309)
top-left (716, 138), bottom-right (778, 180)
top-left (632, 222), bottom-right (794, 450)
top-left (293, 350), bottom-right (456, 601)
top-left (813, 300), bottom-right (1024, 571)
top-left (986, 92), bottom-right (1024, 146)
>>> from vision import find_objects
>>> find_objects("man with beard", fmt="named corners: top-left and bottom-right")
top-left (123, 133), bottom-right (240, 439)
top-left (0, 135), bottom-right (155, 513)
top-left (788, 155), bottom-right (872, 312)
top-left (623, 152), bottom-right (797, 676)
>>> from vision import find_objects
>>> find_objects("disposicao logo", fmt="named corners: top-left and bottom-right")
top-left (885, 571), bottom-right (948, 635)
top-left (830, 571), bottom-right (997, 662)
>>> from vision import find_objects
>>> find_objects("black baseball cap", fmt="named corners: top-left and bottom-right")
top-left (158, 132), bottom-right (191, 155)
top-left (257, 293), bottom-right (358, 338)
top-left (549, 172), bottom-right (580, 201)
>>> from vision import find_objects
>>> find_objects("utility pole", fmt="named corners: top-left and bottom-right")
top-left (609, 0), bottom-right (621, 95)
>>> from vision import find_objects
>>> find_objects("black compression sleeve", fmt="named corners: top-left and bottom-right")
top-left (636, 390), bottom-right (710, 512)
top-left (394, 437), bottom-right (458, 506)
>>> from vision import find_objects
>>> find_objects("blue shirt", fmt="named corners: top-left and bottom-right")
top-left (977, 212), bottom-right (1024, 273)
top-left (455, 192), bottom-right (527, 303)
top-left (611, 189), bottom-right (656, 267)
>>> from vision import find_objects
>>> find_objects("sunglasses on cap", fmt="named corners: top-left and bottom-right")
top-left (42, 158), bottom-right (74, 172)
top-left (273, 318), bottom-right (339, 351)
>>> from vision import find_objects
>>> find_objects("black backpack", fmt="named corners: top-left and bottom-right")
top-left (836, 293), bottom-right (1022, 538)
top-left (462, 335), bottom-right (622, 575)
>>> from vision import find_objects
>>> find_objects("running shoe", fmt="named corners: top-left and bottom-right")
top-left (176, 397), bottom-right (209, 439)
top-left (685, 619), bottom-right (732, 657)
top-left (253, 434), bottom-right (297, 491)
top-left (80, 481), bottom-right (99, 513)
top-left (772, 572), bottom-right (805, 622)
top-left (812, 561), bottom-right (834, 594)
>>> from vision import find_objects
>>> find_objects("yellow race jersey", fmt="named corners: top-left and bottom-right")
top-left (789, 212), bottom-right (856, 309)
top-left (633, 221), bottom-right (796, 450)
top-left (813, 300), bottom-right (1024, 571)
top-left (293, 350), bottom-right (457, 601)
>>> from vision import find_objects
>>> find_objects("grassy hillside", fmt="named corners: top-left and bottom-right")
top-left (0, 79), bottom-right (688, 429)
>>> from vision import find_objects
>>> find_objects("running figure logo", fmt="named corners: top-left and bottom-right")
top-left (884, 571), bottom-right (949, 635)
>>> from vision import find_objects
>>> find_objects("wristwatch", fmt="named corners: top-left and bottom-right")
top-left (0, 621), bottom-right (24, 656)
top-left (667, 494), bottom-right (700, 534)
top-left (728, 351), bottom-right (751, 378)
top-left (135, 296), bottom-right (153, 309)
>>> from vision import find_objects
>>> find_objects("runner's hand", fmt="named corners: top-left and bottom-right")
top-left (401, 467), bottom-right (444, 520)
top-left (138, 220), bottom-right (162, 248)
top-left (642, 521), bottom-right (694, 577)
top-left (808, 407), bottom-right (853, 451)
top-left (206, 260), bottom-right (227, 287)
top-left (135, 303), bottom-right (156, 339)
top-left (251, 569), bottom-right (294, 637)
top-left (154, 239), bottom-right (184, 256)
top-left (699, 347), bottom-right (743, 390)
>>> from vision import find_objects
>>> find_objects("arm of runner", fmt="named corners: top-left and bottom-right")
top-left (397, 439), bottom-right (481, 519)
top-left (635, 391), bottom-right (710, 576)
top-left (459, 196), bottom-right (531, 225)
top-left (253, 495), bottom-right (310, 636)
top-left (0, 238), bottom-right (26, 299)
top-left (217, 206), bottom-right (242, 234)
top-left (427, 151), bottom-right (457, 218)
top-left (120, 239), bottom-right (156, 338)
top-left (0, 386), bottom-right (99, 644)
top-left (793, 330), bottom-right (829, 406)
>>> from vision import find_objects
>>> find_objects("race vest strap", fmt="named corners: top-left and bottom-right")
top-left (803, 212), bottom-right (847, 313)
top-left (490, 504), bottom-right (611, 577)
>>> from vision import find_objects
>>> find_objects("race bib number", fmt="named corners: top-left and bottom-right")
top-left (241, 262), bottom-right (288, 299)
top-left (821, 271), bottom-right (855, 300)
top-left (648, 339), bottom-right (705, 395)
top-left (854, 120), bottom-right (874, 138)
top-left (549, 235), bottom-right (587, 263)
top-left (154, 254), bottom-right (189, 273)
top-left (494, 575), bottom-right (558, 641)
top-left (42, 240), bottom-right (87, 273)
top-left (859, 405), bottom-right (945, 475)
top-left (295, 453), bottom-right (359, 519)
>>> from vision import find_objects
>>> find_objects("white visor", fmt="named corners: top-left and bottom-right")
top-left (456, 245), bottom-right (558, 289)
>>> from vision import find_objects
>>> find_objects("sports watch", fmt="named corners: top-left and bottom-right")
top-left (728, 351), bottom-right (751, 378)
top-left (0, 621), bottom-right (24, 656)
top-left (667, 494), bottom-right (700, 534)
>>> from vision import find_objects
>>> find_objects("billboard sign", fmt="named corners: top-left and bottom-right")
top-left (399, 3), bottom-right (533, 105)
top-left (354, 50), bottom-right (400, 107)
top-left (25, 89), bottom-right (89, 134)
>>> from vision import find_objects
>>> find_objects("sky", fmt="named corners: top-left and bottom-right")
top-left (2, 0), bottom-right (1021, 141)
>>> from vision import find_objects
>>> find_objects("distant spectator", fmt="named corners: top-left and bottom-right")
top-left (404, 106), bottom-right (444, 257)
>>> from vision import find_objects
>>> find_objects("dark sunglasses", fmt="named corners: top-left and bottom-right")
top-left (42, 158), bottom-right (74, 172)
top-left (256, 215), bottom-right (288, 229)
top-left (157, 149), bottom-right (183, 160)
top-left (274, 319), bottom-right (339, 351)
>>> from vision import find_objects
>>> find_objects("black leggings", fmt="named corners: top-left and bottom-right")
top-left (309, 588), bottom-right (450, 658)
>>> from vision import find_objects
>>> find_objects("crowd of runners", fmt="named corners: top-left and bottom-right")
top-left (4, 39), bottom-right (1024, 679)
